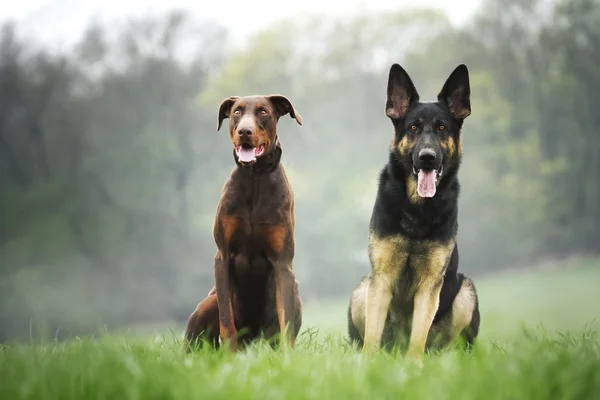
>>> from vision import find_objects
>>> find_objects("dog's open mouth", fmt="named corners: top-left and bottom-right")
top-left (412, 165), bottom-right (443, 198)
top-left (236, 144), bottom-right (265, 163)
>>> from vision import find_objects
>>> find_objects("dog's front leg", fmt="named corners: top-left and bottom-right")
top-left (362, 234), bottom-right (408, 353)
top-left (274, 265), bottom-right (296, 348)
top-left (214, 254), bottom-right (237, 352)
top-left (406, 279), bottom-right (443, 364)
top-left (362, 273), bottom-right (394, 352)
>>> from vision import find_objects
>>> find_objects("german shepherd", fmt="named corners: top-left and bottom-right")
top-left (347, 64), bottom-right (480, 364)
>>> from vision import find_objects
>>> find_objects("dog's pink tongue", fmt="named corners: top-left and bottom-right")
top-left (237, 147), bottom-right (256, 163)
top-left (417, 169), bottom-right (437, 198)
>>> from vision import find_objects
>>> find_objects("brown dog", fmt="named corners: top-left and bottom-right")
top-left (184, 95), bottom-right (303, 351)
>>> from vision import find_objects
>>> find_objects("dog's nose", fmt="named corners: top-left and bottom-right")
top-left (418, 148), bottom-right (437, 162)
top-left (237, 127), bottom-right (253, 136)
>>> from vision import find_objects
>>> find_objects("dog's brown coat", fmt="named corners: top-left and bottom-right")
top-left (185, 95), bottom-right (303, 351)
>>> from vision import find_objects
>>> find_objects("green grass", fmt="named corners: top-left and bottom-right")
top-left (1, 330), bottom-right (599, 399)
top-left (2, 259), bottom-right (600, 399)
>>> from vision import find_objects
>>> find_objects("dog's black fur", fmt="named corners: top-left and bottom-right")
top-left (348, 64), bottom-right (480, 360)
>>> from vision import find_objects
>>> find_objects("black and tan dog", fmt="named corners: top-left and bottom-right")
top-left (184, 95), bottom-right (303, 352)
top-left (347, 64), bottom-right (480, 364)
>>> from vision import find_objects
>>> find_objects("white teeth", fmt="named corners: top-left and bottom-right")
top-left (413, 166), bottom-right (443, 177)
top-left (435, 166), bottom-right (443, 183)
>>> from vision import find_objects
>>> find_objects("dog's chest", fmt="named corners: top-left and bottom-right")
top-left (222, 169), bottom-right (291, 223)
top-left (369, 233), bottom-right (455, 297)
top-left (216, 168), bottom-right (293, 257)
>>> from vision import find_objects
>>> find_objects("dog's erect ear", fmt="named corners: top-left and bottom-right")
top-left (386, 64), bottom-right (419, 120)
top-left (217, 96), bottom-right (240, 131)
top-left (438, 64), bottom-right (471, 120)
top-left (267, 95), bottom-right (303, 126)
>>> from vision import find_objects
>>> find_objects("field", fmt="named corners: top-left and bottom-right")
top-left (1, 258), bottom-right (599, 399)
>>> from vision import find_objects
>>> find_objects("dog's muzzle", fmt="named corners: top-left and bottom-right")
top-left (412, 147), bottom-right (443, 198)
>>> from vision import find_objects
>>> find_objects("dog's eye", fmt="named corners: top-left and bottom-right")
top-left (439, 124), bottom-right (446, 131)
top-left (259, 110), bottom-right (268, 116)
top-left (409, 125), bottom-right (418, 132)
top-left (233, 109), bottom-right (241, 116)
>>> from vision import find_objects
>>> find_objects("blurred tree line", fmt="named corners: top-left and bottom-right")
top-left (1, 0), bottom-right (598, 341)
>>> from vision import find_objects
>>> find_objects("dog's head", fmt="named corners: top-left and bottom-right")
top-left (386, 63), bottom-right (471, 200)
top-left (216, 95), bottom-right (302, 166)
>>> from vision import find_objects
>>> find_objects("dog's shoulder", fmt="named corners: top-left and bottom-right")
top-left (369, 164), bottom-right (407, 235)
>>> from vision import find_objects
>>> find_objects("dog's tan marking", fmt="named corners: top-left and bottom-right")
top-left (267, 224), bottom-right (288, 254)
top-left (398, 136), bottom-right (408, 156)
top-left (397, 136), bottom-right (416, 157)
top-left (446, 136), bottom-right (456, 157)
top-left (350, 280), bottom-right (368, 339)
top-left (406, 240), bottom-right (455, 360)
top-left (220, 216), bottom-right (240, 244)
top-left (426, 276), bottom-right (477, 349)
top-left (411, 241), bottom-right (454, 284)
top-left (369, 233), bottom-right (411, 275)
top-left (362, 233), bottom-right (410, 351)
top-left (440, 136), bottom-right (456, 157)
top-left (449, 278), bottom-right (477, 337)
top-left (406, 176), bottom-right (424, 205)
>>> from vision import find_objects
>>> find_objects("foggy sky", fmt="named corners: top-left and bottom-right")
top-left (3, 0), bottom-right (481, 49)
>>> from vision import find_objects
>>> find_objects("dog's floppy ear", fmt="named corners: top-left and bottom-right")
top-left (267, 95), bottom-right (303, 126)
top-left (437, 64), bottom-right (471, 120)
top-left (386, 64), bottom-right (419, 120)
top-left (217, 96), bottom-right (240, 131)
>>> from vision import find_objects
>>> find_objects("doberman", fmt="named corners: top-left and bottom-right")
top-left (184, 95), bottom-right (303, 351)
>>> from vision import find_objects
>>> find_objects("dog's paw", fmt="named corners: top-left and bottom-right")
top-left (409, 355), bottom-right (424, 368)
top-left (406, 350), bottom-right (425, 368)
top-left (361, 343), bottom-right (380, 358)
